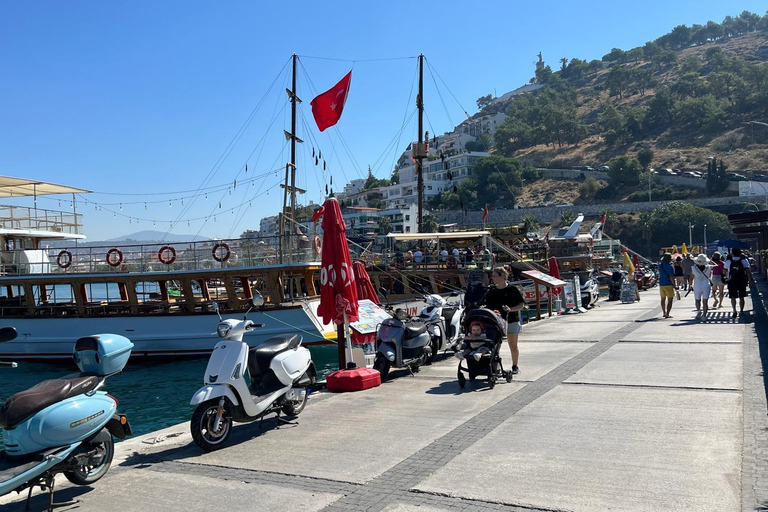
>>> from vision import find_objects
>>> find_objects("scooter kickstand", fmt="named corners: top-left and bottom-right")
top-left (37, 475), bottom-right (78, 512)
top-left (275, 411), bottom-right (298, 427)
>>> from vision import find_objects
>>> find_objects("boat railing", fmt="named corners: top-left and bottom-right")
top-left (0, 205), bottom-right (82, 235)
top-left (0, 235), bottom-right (320, 275)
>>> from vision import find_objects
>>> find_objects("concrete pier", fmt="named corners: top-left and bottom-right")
top-left (3, 281), bottom-right (767, 512)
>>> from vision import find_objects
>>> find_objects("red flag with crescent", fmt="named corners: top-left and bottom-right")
top-left (311, 71), bottom-right (352, 132)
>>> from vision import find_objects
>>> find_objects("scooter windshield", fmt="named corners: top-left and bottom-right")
top-left (378, 323), bottom-right (403, 342)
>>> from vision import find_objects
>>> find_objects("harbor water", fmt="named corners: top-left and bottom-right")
top-left (0, 344), bottom-right (339, 446)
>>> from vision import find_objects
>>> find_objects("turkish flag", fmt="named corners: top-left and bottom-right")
top-left (481, 205), bottom-right (488, 222)
top-left (311, 71), bottom-right (352, 132)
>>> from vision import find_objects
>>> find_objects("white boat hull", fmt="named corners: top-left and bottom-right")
top-left (0, 305), bottom-right (327, 359)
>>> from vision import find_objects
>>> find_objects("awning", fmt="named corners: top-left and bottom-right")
top-left (386, 230), bottom-right (490, 241)
top-left (0, 176), bottom-right (90, 197)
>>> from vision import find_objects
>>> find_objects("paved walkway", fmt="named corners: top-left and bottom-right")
top-left (3, 280), bottom-right (768, 512)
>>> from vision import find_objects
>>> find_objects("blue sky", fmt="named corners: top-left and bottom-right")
top-left (1, 1), bottom-right (765, 242)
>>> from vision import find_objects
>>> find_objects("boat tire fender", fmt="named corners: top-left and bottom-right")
top-left (158, 245), bottom-right (177, 265)
top-left (212, 242), bottom-right (231, 263)
top-left (57, 250), bottom-right (73, 269)
top-left (106, 248), bottom-right (123, 267)
top-left (446, 256), bottom-right (458, 269)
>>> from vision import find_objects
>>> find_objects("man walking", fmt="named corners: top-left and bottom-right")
top-left (658, 253), bottom-right (676, 318)
top-left (724, 247), bottom-right (751, 318)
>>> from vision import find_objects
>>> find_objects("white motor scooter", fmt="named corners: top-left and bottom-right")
top-left (190, 294), bottom-right (316, 451)
top-left (418, 293), bottom-right (464, 363)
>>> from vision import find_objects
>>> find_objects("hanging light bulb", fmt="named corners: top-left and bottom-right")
top-left (181, 199), bottom-right (184, 206)
top-left (119, 203), bottom-right (123, 211)
top-left (205, 193), bottom-right (208, 200)
top-left (144, 202), bottom-right (147, 210)
top-left (218, 202), bottom-right (221, 208)
top-left (228, 189), bottom-right (231, 195)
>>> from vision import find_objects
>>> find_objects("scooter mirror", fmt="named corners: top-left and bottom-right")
top-left (0, 326), bottom-right (17, 343)
top-left (250, 293), bottom-right (265, 308)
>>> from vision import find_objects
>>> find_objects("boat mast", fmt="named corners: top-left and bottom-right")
top-left (280, 54), bottom-right (304, 265)
top-left (416, 54), bottom-right (425, 233)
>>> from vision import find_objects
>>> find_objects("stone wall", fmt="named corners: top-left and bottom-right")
top-left (434, 194), bottom-right (754, 229)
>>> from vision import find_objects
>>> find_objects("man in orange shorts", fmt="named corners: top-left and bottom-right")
top-left (658, 253), bottom-right (675, 318)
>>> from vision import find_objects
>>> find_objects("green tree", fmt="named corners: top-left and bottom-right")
top-left (578, 176), bottom-right (601, 199)
top-left (637, 148), bottom-right (654, 170)
top-left (607, 155), bottom-right (643, 186)
top-left (423, 213), bottom-right (439, 233)
top-left (470, 155), bottom-right (524, 207)
top-left (377, 216), bottom-right (393, 235)
top-left (645, 201), bottom-right (730, 249)
top-left (559, 210), bottom-right (575, 226)
top-left (476, 94), bottom-right (495, 111)
top-left (672, 95), bottom-right (725, 134)
top-left (705, 158), bottom-right (730, 196)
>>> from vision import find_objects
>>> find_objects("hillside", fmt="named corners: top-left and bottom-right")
top-left (487, 13), bottom-right (768, 173)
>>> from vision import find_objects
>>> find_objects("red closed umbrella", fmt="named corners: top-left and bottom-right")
top-left (548, 256), bottom-right (562, 295)
top-left (353, 261), bottom-right (380, 305)
top-left (633, 254), bottom-right (640, 267)
top-left (316, 198), bottom-right (359, 368)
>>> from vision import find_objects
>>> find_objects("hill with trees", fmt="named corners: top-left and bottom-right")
top-left (485, 10), bottom-right (768, 173)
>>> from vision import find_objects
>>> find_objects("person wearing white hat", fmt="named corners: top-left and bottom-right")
top-left (691, 253), bottom-right (713, 320)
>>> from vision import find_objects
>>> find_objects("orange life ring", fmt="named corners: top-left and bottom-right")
top-left (446, 256), bottom-right (458, 269)
top-left (57, 250), bottom-right (72, 269)
top-left (313, 236), bottom-right (322, 255)
top-left (264, 248), bottom-right (276, 265)
top-left (212, 242), bottom-right (231, 262)
top-left (158, 245), bottom-right (177, 265)
top-left (106, 248), bottom-right (123, 267)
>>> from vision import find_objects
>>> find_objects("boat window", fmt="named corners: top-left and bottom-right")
top-left (135, 280), bottom-right (165, 302)
top-left (36, 283), bottom-right (74, 304)
top-left (203, 278), bottom-right (227, 301)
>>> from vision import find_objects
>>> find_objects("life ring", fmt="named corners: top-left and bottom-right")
top-left (446, 256), bottom-right (458, 269)
top-left (313, 236), bottom-right (322, 255)
top-left (264, 249), bottom-right (276, 265)
top-left (57, 250), bottom-right (72, 269)
top-left (106, 248), bottom-right (123, 268)
top-left (212, 242), bottom-right (231, 263)
top-left (158, 245), bottom-right (177, 265)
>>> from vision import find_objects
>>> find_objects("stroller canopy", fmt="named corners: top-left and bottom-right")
top-left (463, 307), bottom-right (507, 341)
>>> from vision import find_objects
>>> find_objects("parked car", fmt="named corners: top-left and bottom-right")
top-left (729, 173), bottom-right (747, 181)
top-left (556, 202), bottom-right (574, 207)
top-left (683, 171), bottom-right (703, 179)
top-left (598, 165), bottom-right (610, 172)
top-left (657, 168), bottom-right (674, 176)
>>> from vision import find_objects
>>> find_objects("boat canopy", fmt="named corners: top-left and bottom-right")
top-left (386, 231), bottom-right (490, 241)
top-left (0, 176), bottom-right (90, 197)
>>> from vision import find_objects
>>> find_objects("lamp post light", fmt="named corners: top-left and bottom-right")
top-left (704, 224), bottom-right (707, 250)
top-left (688, 223), bottom-right (694, 248)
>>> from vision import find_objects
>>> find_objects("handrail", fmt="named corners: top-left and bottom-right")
top-left (487, 237), bottom-right (548, 273)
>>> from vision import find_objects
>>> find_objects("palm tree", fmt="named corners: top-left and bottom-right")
top-left (522, 214), bottom-right (540, 232)
top-left (377, 216), bottom-right (393, 235)
top-left (423, 213), bottom-right (439, 233)
top-left (559, 210), bottom-right (575, 226)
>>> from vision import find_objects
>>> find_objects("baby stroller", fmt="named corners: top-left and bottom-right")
top-left (463, 268), bottom-right (489, 311)
top-left (457, 307), bottom-right (513, 389)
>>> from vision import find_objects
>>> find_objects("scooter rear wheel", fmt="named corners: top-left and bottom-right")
top-left (282, 386), bottom-right (308, 416)
top-left (64, 435), bottom-right (114, 485)
top-left (191, 400), bottom-right (233, 451)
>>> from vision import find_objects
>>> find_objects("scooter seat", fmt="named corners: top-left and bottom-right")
top-left (248, 334), bottom-right (301, 375)
top-left (405, 322), bottom-right (426, 337)
top-left (0, 375), bottom-right (99, 429)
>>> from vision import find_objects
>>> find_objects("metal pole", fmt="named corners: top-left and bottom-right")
top-left (704, 224), bottom-right (707, 249)
top-left (688, 223), bottom-right (693, 247)
top-left (416, 54), bottom-right (424, 233)
top-left (648, 173), bottom-right (651, 202)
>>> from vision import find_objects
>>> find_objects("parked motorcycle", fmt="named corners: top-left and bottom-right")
top-left (579, 272), bottom-right (600, 308)
top-left (373, 308), bottom-right (431, 380)
top-left (0, 328), bottom-right (133, 510)
top-left (608, 270), bottom-right (627, 301)
top-left (190, 294), bottom-right (317, 451)
top-left (418, 293), bottom-right (464, 361)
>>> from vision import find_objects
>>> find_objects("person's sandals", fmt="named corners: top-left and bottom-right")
top-left (512, 365), bottom-right (519, 375)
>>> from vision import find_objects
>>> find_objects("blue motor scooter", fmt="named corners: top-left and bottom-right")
top-left (0, 329), bottom-right (133, 511)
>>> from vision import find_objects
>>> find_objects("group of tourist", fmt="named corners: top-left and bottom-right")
top-left (658, 247), bottom-right (753, 320)
top-left (393, 245), bottom-right (494, 269)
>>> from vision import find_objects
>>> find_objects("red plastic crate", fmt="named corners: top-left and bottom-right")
top-left (326, 367), bottom-right (381, 392)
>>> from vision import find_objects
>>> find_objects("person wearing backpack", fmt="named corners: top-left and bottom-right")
top-left (724, 247), bottom-right (752, 318)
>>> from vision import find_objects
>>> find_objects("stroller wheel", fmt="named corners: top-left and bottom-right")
top-left (489, 376), bottom-right (496, 389)
top-left (457, 371), bottom-right (466, 388)
top-left (505, 370), bottom-right (513, 383)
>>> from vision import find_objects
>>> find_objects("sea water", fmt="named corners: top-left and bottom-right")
top-left (0, 344), bottom-right (339, 446)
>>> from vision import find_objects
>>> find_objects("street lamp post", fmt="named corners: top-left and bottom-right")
top-left (688, 223), bottom-right (694, 248)
top-left (704, 224), bottom-right (707, 250)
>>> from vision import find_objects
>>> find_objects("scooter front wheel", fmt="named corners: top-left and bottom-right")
top-left (64, 435), bottom-right (114, 485)
top-left (373, 354), bottom-right (390, 380)
top-left (191, 400), bottom-right (233, 451)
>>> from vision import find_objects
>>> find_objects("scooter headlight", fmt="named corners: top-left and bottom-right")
top-left (217, 323), bottom-right (231, 338)
top-left (385, 351), bottom-right (395, 362)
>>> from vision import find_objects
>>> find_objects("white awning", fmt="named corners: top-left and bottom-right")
top-left (0, 176), bottom-right (90, 197)
top-left (386, 231), bottom-right (490, 241)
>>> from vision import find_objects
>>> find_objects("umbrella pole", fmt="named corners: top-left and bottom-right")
top-left (343, 311), bottom-right (354, 369)
top-left (336, 323), bottom-right (346, 370)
